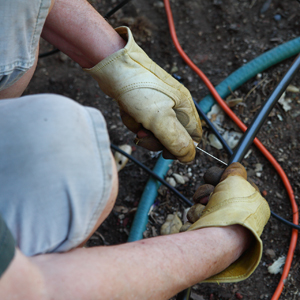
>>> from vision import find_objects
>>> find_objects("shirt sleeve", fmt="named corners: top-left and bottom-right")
top-left (0, 213), bottom-right (15, 278)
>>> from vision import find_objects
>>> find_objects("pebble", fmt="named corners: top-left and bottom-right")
top-left (256, 73), bottom-right (262, 79)
top-left (235, 292), bottom-right (243, 299)
top-left (274, 14), bottom-right (281, 21)
top-left (265, 248), bottom-right (276, 260)
top-left (166, 177), bottom-right (176, 187)
top-left (118, 214), bottom-right (125, 220)
top-left (172, 173), bottom-right (186, 185)
top-left (183, 176), bottom-right (189, 183)
top-left (113, 206), bottom-right (129, 214)
top-left (153, 1), bottom-right (164, 8)
top-left (190, 293), bottom-right (205, 300)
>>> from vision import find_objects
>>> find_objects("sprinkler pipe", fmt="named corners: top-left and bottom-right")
top-left (127, 38), bottom-right (300, 243)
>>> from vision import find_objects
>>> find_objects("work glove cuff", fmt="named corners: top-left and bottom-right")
top-left (188, 176), bottom-right (270, 283)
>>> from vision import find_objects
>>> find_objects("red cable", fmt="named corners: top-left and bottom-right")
top-left (163, 0), bottom-right (299, 298)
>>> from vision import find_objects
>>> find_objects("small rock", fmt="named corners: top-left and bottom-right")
top-left (170, 64), bottom-right (179, 73)
top-left (208, 133), bottom-right (223, 150)
top-left (265, 248), bottom-right (276, 260)
top-left (262, 190), bottom-right (268, 197)
top-left (173, 173), bottom-right (186, 185)
top-left (114, 144), bottom-right (132, 172)
top-left (160, 213), bottom-right (182, 235)
top-left (254, 163), bottom-right (263, 172)
top-left (190, 293), bottom-right (205, 300)
top-left (153, 1), bottom-right (164, 8)
top-left (235, 292), bottom-right (243, 299)
top-left (113, 206), bottom-right (129, 214)
top-left (286, 85), bottom-right (300, 93)
top-left (166, 177), bottom-right (176, 187)
top-left (183, 176), bottom-right (189, 183)
top-left (118, 214), bottom-right (125, 220)
top-left (59, 52), bottom-right (69, 62)
top-left (274, 14), bottom-right (281, 21)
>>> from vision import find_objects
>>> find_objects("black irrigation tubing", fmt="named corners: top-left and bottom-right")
top-left (229, 54), bottom-right (300, 164)
top-left (193, 99), bottom-right (233, 156)
top-left (38, 48), bottom-right (60, 58)
top-left (271, 211), bottom-right (300, 230)
top-left (38, 0), bottom-right (132, 58)
top-left (110, 143), bottom-right (193, 207)
top-left (104, 0), bottom-right (131, 19)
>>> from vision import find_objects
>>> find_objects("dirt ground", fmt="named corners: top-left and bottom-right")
top-left (26, 0), bottom-right (300, 299)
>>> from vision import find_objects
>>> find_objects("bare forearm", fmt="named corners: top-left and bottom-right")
top-left (42, 0), bottom-right (126, 68)
top-left (32, 225), bottom-right (251, 300)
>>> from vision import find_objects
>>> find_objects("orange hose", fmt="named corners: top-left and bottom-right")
top-left (163, 0), bottom-right (299, 298)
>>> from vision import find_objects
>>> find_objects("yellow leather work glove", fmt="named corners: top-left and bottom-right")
top-left (84, 26), bottom-right (202, 163)
top-left (183, 162), bottom-right (270, 282)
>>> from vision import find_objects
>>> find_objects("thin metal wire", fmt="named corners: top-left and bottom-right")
top-left (195, 146), bottom-right (228, 166)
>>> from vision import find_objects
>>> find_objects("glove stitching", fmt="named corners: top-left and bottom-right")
top-left (243, 201), bottom-right (269, 236)
top-left (202, 193), bottom-right (259, 216)
top-left (114, 82), bottom-right (183, 102)
top-left (125, 53), bottom-right (188, 99)
top-left (87, 50), bottom-right (127, 73)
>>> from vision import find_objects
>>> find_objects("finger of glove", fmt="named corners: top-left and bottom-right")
top-left (151, 116), bottom-right (196, 163)
top-left (118, 89), bottom-right (196, 163)
top-left (220, 162), bottom-right (247, 182)
top-left (146, 64), bottom-right (202, 144)
top-left (173, 100), bottom-right (202, 143)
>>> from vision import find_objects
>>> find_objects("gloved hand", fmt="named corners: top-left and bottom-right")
top-left (84, 26), bottom-right (202, 163)
top-left (182, 162), bottom-right (270, 282)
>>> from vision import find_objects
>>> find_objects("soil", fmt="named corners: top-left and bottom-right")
top-left (25, 0), bottom-right (300, 299)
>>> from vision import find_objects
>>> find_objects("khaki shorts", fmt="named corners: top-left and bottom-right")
top-left (0, 0), bottom-right (51, 90)
top-left (0, 94), bottom-right (114, 256)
